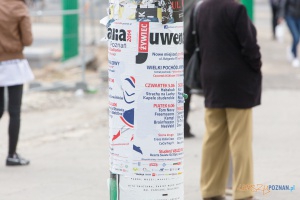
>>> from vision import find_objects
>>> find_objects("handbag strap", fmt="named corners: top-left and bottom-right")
top-left (192, 1), bottom-right (202, 52)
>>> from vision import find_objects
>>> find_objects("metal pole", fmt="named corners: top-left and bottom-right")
top-left (81, 0), bottom-right (87, 86)
top-left (30, 9), bottom-right (81, 16)
top-left (110, 173), bottom-right (119, 200)
top-left (89, 0), bottom-right (96, 45)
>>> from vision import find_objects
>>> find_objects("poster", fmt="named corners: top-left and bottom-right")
top-left (119, 176), bottom-right (184, 199)
top-left (103, 0), bottom-right (184, 199)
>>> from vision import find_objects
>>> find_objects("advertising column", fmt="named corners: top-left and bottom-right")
top-left (102, 1), bottom-right (184, 199)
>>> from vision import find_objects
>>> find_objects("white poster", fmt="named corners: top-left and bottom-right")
top-left (104, 0), bottom-right (184, 199)
top-left (119, 175), bottom-right (184, 200)
top-left (108, 21), bottom-right (184, 176)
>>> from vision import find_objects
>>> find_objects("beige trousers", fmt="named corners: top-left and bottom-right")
top-left (201, 108), bottom-right (254, 199)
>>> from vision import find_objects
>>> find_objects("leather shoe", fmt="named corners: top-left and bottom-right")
top-left (184, 132), bottom-right (195, 138)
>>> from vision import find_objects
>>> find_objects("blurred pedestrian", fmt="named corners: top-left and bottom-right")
top-left (0, 0), bottom-right (34, 166)
top-left (183, 0), bottom-right (199, 138)
top-left (278, 0), bottom-right (300, 67)
top-left (270, 0), bottom-right (282, 39)
top-left (185, 0), bottom-right (262, 199)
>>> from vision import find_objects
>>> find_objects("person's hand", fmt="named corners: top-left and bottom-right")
top-left (278, 17), bottom-right (284, 24)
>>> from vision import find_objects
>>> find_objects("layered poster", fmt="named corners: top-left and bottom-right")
top-left (104, 0), bottom-right (184, 199)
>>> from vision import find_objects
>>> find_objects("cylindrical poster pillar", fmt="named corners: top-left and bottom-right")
top-left (105, 0), bottom-right (184, 199)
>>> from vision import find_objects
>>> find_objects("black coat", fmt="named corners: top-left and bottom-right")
top-left (279, 0), bottom-right (300, 18)
top-left (185, 0), bottom-right (262, 108)
top-left (184, 0), bottom-right (199, 33)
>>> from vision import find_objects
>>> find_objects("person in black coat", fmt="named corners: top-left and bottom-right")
top-left (183, 0), bottom-right (199, 138)
top-left (269, 0), bottom-right (281, 39)
top-left (185, 0), bottom-right (262, 199)
top-left (278, 0), bottom-right (300, 67)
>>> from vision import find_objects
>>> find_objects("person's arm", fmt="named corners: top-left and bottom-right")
top-left (234, 5), bottom-right (262, 71)
top-left (184, 0), bottom-right (196, 33)
top-left (19, 11), bottom-right (33, 46)
top-left (184, 2), bottom-right (198, 56)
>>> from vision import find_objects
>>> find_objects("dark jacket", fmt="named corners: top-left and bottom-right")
top-left (184, 0), bottom-right (199, 66)
top-left (270, 0), bottom-right (281, 7)
top-left (185, 0), bottom-right (262, 108)
top-left (184, 0), bottom-right (198, 33)
top-left (279, 0), bottom-right (300, 18)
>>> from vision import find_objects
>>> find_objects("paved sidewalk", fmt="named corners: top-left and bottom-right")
top-left (0, 1), bottom-right (300, 200)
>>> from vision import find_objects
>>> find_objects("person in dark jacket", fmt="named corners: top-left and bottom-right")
top-left (183, 0), bottom-right (199, 138)
top-left (269, 0), bottom-right (282, 39)
top-left (185, 0), bottom-right (262, 199)
top-left (278, 0), bottom-right (300, 67)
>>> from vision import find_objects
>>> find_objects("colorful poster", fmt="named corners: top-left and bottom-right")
top-left (103, 0), bottom-right (184, 199)
top-left (108, 21), bottom-right (184, 176)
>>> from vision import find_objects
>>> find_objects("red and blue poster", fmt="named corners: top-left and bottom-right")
top-left (103, 0), bottom-right (184, 199)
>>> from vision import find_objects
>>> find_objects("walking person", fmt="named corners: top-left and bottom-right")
top-left (270, 0), bottom-right (282, 39)
top-left (0, 0), bottom-right (34, 166)
top-left (278, 0), bottom-right (300, 67)
top-left (185, 0), bottom-right (262, 199)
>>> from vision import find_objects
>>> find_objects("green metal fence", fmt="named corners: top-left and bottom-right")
top-left (241, 0), bottom-right (254, 21)
top-left (28, 0), bottom-right (107, 90)
top-left (62, 0), bottom-right (79, 61)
